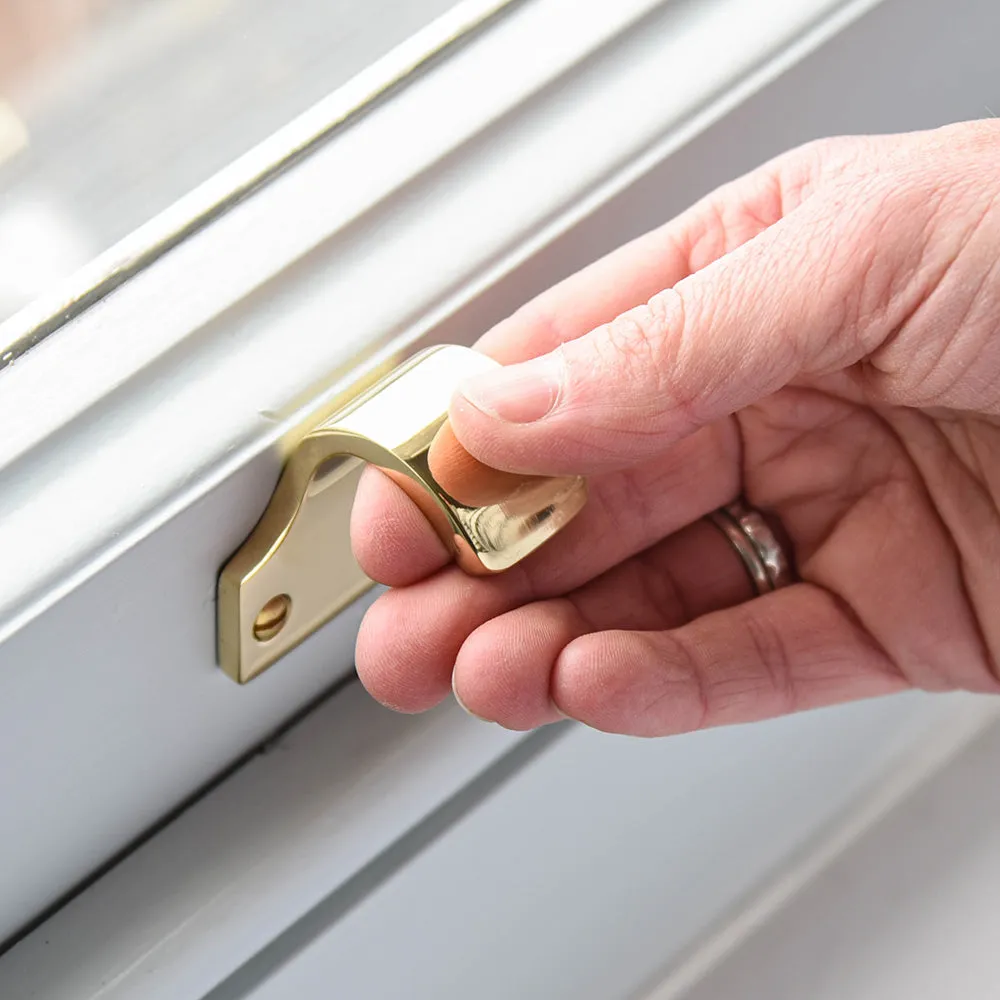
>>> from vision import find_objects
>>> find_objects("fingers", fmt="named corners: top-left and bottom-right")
top-left (357, 529), bottom-right (909, 733)
top-left (354, 422), bottom-right (741, 711)
top-left (355, 569), bottom-right (515, 713)
top-left (551, 585), bottom-right (908, 737)
top-left (451, 517), bottom-right (754, 729)
top-left (350, 465), bottom-right (450, 587)
top-left (427, 420), bottom-right (540, 507)
top-left (473, 220), bottom-right (713, 365)
top-left (472, 143), bottom-right (827, 368)
top-left (355, 512), bottom-right (746, 720)
top-left (444, 158), bottom-right (800, 476)
top-left (354, 418), bottom-right (738, 587)
top-left (450, 163), bottom-right (941, 476)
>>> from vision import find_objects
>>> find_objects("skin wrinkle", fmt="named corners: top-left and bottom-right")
top-left (822, 587), bottom-right (903, 685)
top-left (574, 431), bottom-right (730, 568)
top-left (802, 454), bottom-right (903, 559)
top-left (641, 173), bottom-right (794, 426)
top-left (737, 393), bottom-right (888, 560)
top-left (662, 282), bottom-right (740, 437)
top-left (947, 551), bottom-right (999, 690)
top-left (648, 286), bottom-right (707, 431)
top-left (909, 217), bottom-right (996, 351)
top-left (917, 252), bottom-right (1000, 410)
top-left (538, 516), bottom-right (757, 728)
top-left (702, 650), bottom-right (775, 722)
top-left (729, 180), bottom-right (783, 237)
top-left (816, 471), bottom-right (987, 690)
top-left (887, 410), bottom-right (1000, 686)
top-left (600, 305), bottom-right (670, 405)
top-left (673, 156), bottom-right (789, 274)
top-left (611, 463), bottom-right (661, 548)
top-left (945, 416), bottom-right (1000, 493)
top-left (690, 189), bottom-right (758, 266)
top-left (735, 601), bottom-right (798, 719)
top-left (845, 185), bottom-right (909, 343)
top-left (633, 630), bottom-right (712, 734)
top-left (738, 389), bottom-right (859, 472)
top-left (860, 183), bottom-right (994, 395)
top-left (543, 527), bottom-right (731, 728)
top-left (773, 140), bottom-right (834, 214)
top-left (632, 544), bottom-right (693, 626)
top-left (671, 201), bottom-right (721, 275)
top-left (498, 209), bottom-right (710, 370)
top-left (700, 135), bottom-right (830, 249)
top-left (805, 180), bottom-right (915, 376)
top-left (798, 478), bottom-right (893, 624)
top-left (736, 382), bottom-right (995, 694)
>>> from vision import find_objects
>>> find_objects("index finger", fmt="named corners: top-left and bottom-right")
top-left (474, 160), bottom-right (792, 365)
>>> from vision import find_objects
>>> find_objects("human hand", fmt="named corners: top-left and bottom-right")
top-left (351, 119), bottom-right (1000, 735)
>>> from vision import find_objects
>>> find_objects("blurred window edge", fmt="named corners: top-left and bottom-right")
top-left (0, 0), bottom-right (518, 368)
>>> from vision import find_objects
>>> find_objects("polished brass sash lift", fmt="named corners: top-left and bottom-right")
top-left (218, 345), bottom-right (587, 683)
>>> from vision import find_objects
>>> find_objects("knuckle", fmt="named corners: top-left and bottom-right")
top-left (768, 135), bottom-right (867, 211)
top-left (605, 297), bottom-right (668, 358)
top-left (842, 174), bottom-right (965, 358)
top-left (510, 297), bottom-right (571, 354)
top-left (796, 170), bottom-right (927, 366)
top-left (607, 290), bottom-right (684, 373)
top-left (590, 290), bottom-right (694, 424)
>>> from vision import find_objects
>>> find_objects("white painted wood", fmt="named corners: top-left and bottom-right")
top-left (2, 688), bottom-right (993, 998)
top-left (224, 697), bottom-right (996, 1000)
top-left (0, 0), bottom-right (910, 943)
top-left (0, 681), bottom-right (526, 999)
top-left (668, 720), bottom-right (1000, 1000)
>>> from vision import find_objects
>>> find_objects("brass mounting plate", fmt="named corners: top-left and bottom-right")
top-left (217, 345), bottom-right (587, 684)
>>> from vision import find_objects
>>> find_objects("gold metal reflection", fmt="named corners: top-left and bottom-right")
top-left (218, 345), bottom-right (587, 684)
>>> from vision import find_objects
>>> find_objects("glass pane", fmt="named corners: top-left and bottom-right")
top-left (0, 0), bottom-right (481, 324)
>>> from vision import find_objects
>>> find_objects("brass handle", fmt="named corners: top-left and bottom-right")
top-left (217, 345), bottom-right (587, 683)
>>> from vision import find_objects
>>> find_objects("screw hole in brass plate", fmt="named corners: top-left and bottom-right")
top-left (253, 594), bottom-right (292, 642)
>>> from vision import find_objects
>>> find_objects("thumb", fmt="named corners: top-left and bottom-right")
top-left (450, 189), bottom-right (928, 476)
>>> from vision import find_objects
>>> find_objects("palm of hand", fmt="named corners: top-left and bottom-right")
top-left (738, 388), bottom-right (999, 705)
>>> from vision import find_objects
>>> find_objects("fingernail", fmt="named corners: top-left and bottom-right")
top-left (458, 354), bottom-right (563, 423)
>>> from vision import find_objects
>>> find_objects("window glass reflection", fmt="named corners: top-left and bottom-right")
top-left (0, 0), bottom-right (466, 323)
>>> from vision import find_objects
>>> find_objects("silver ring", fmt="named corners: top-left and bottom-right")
top-left (708, 500), bottom-right (794, 596)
